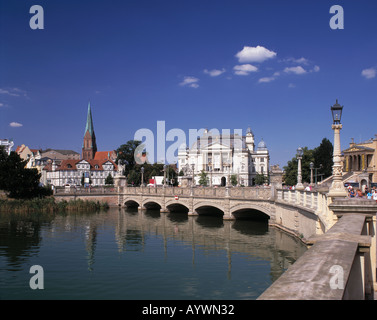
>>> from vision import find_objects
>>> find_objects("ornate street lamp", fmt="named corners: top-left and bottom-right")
top-left (331, 99), bottom-right (343, 124)
top-left (310, 162), bottom-right (314, 186)
top-left (328, 99), bottom-right (347, 197)
top-left (296, 147), bottom-right (304, 190)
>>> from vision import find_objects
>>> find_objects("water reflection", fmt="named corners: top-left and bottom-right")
top-left (0, 208), bottom-right (307, 299)
top-left (0, 213), bottom-right (52, 271)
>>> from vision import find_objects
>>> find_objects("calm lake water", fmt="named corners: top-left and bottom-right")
top-left (0, 208), bottom-right (306, 300)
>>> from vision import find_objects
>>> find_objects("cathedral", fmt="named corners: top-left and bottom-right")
top-left (178, 128), bottom-right (269, 186)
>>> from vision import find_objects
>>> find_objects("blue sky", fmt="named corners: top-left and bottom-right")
top-left (1, 0), bottom-right (377, 167)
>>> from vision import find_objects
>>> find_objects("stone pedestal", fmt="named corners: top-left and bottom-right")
top-left (114, 175), bottom-right (127, 187)
top-left (270, 164), bottom-right (283, 189)
top-left (328, 124), bottom-right (347, 198)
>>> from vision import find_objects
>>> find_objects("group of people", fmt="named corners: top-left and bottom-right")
top-left (347, 185), bottom-right (377, 201)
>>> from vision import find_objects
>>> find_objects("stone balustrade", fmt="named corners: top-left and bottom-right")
top-left (258, 213), bottom-right (375, 300)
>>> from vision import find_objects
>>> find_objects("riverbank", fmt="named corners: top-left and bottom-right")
top-left (0, 197), bottom-right (109, 214)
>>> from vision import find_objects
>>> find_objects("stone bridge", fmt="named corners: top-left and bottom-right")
top-left (55, 185), bottom-right (336, 239)
top-left (120, 186), bottom-right (275, 221)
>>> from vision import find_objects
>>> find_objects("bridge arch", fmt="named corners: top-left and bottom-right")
top-left (194, 201), bottom-right (225, 217)
top-left (142, 199), bottom-right (163, 210)
top-left (230, 203), bottom-right (271, 220)
top-left (165, 200), bottom-right (190, 213)
top-left (124, 198), bottom-right (140, 208)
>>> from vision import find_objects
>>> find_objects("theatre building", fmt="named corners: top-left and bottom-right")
top-left (342, 134), bottom-right (377, 189)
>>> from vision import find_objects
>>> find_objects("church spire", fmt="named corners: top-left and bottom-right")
top-left (85, 101), bottom-right (94, 136)
top-left (82, 101), bottom-right (97, 160)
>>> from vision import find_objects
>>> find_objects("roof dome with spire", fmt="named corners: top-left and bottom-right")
top-left (257, 139), bottom-right (267, 150)
top-left (246, 127), bottom-right (254, 135)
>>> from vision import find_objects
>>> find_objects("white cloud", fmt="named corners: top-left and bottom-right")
top-left (0, 87), bottom-right (29, 97)
top-left (361, 67), bottom-right (376, 79)
top-left (235, 45), bottom-right (277, 63)
top-left (288, 83), bottom-right (296, 88)
top-left (233, 64), bottom-right (258, 76)
top-left (179, 76), bottom-right (200, 88)
top-left (203, 68), bottom-right (226, 77)
top-left (0, 88), bottom-right (19, 96)
top-left (9, 122), bottom-right (23, 127)
top-left (284, 66), bottom-right (307, 75)
top-left (313, 65), bottom-right (320, 72)
top-left (258, 77), bottom-right (275, 83)
top-left (284, 57), bottom-right (309, 65)
top-left (0, 103), bottom-right (4, 107)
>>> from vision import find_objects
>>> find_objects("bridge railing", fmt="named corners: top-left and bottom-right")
top-left (259, 213), bottom-right (375, 300)
top-left (276, 188), bottom-right (334, 231)
top-left (54, 186), bottom-right (117, 195)
top-left (277, 189), bottom-right (332, 215)
top-left (54, 185), bottom-right (273, 200)
top-left (119, 186), bottom-right (273, 200)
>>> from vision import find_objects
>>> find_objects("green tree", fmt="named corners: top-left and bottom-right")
top-left (230, 174), bottom-right (238, 186)
top-left (283, 147), bottom-right (314, 186)
top-left (198, 170), bottom-right (208, 186)
top-left (115, 140), bottom-right (142, 176)
top-left (105, 173), bottom-right (114, 185)
top-left (128, 170), bottom-right (140, 186)
top-left (0, 149), bottom-right (51, 199)
top-left (255, 173), bottom-right (268, 185)
top-left (312, 138), bottom-right (333, 180)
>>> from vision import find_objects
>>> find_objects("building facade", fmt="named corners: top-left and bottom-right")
top-left (43, 159), bottom-right (117, 187)
top-left (342, 134), bottom-right (377, 188)
top-left (178, 128), bottom-right (269, 186)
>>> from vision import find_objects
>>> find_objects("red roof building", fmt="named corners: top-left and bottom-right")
top-left (43, 158), bottom-right (118, 187)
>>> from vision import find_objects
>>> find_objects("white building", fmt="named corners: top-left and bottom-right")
top-left (178, 128), bottom-right (269, 186)
top-left (43, 158), bottom-right (117, 187)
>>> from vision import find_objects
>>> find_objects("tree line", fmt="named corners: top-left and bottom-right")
top-left (0, 147), bottom-right (52, 199)
top-left (115, 140), bottom-right (178, 186)
top-left (283, 138), bottom-right (333, 186)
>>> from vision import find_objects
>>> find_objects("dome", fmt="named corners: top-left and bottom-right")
top-left (257, 139), bottom-right (267, 150)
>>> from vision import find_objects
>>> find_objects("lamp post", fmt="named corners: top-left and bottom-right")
top-left (141, 166), bottom-right (144, 187)
top-left (328, 99), bottom-right (347, 197)
top-left (209, 164), bottom-right (212, 187)
top-left (310, 162), bottom-right (314, 186)
top-left (163, 165), bottom-right (167, 188)
top-left (296, 147), bottom-right (304, 190)
top-left (191, 164), bottom-right (195, 187)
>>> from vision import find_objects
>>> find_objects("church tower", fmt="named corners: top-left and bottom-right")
top-left (82, 102), bottom-right (97, 160)
top-left (245, 127), bottom-right (255, 152)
